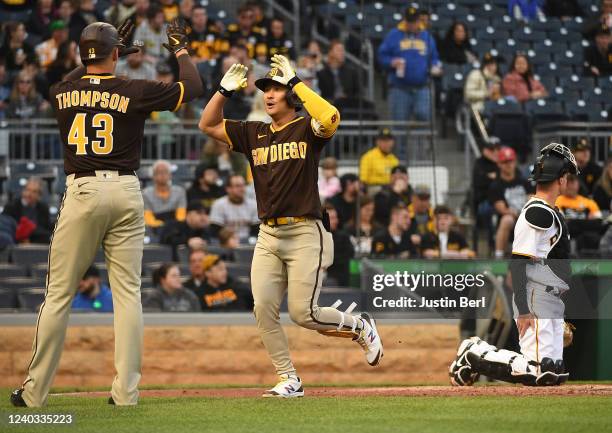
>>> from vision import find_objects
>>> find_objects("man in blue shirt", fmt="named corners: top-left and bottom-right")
top-left (72, 266), bottom-right (113, 312)
top-left (378, 7), bottom-right (442, 122)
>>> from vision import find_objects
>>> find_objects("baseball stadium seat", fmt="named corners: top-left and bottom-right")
top-left (0, 288), bottom-right (17, 309)
top-left (10, 244), bottom-right (50, 267)
top-left (10, 162), bottom-right (57, 180)
top-left (169, 163), bottom-right (195, 186)
top-left (1, 277), bottom-right (45, 291)
top-left (524, 99), bottom-right (568, 125)
top-left (0, 263), bottom-right (28, 278)
top-left (225, 263), bottom-right (250, 279)
top-left (142, 245), bottom-right (173, 264)
top-left (17, 288), bottom-right (45, 311)
top-left (233, 246), bottom-right (255, 264)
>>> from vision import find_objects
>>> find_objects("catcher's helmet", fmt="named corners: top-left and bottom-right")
top-left (79, 22), bottom-right (123, 64)
top-left (529, 143), bottom-right (579, 183)
top-left (254, 67), bottom-right (302, 111)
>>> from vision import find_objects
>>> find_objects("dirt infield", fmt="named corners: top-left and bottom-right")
top-left (57, 384), bottom-right (612, 399)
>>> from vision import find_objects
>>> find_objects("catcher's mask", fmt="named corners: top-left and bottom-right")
top-left (255, 67), bottom-right (303, 111)
top-left (529, 142), bottom-right (579, 183)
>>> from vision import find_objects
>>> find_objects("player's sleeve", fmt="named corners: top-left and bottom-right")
top-left (292, 81), bottom-right (340, 140)
top-left (223, 119), bottom-right (255, 154)
top-left (135, 80), bottom-right (186, 113)
top-left (512, 205), bottom-right (553, 257)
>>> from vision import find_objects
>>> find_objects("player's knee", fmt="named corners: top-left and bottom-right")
top-left (288, 301), bottom-right (314, 328)
top-left (253, 302), bottom-right (280, 329)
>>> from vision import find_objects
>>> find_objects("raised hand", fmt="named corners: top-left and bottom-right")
top-left (162, 18), bottom-right (189, 54)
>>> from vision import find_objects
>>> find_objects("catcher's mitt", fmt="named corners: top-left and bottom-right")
top-left (563, 321), bottom-right (576, 347)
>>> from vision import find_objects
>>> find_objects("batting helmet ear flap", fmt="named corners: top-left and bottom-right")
top-left (286, 90), bottom-right (303, 111)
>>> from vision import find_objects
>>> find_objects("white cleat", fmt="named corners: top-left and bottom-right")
top-left (262, 374), bottom-right (304, 398)
top-left (355, 313), bottom-right (384, 366)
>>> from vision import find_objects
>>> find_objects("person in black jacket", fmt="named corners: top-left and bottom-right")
top-left (316, 39), bottom-right (359, 102)
top-left (159, 200), bottom-right (211, 250)
top-left (438, 22), bottom-right (476, 65)
top-left (2, 177), bottom-right (52, 243)
top-left (472, 141), bottom-right (500, 219)
top-left (584, 25), bottom-right (612, 77)
top-left (374, 165), bottom-right (413, 227)
top-left (543, 0), bottom-right (583, 20)
top-left (324, 203), bottom-right (354, 287)
top-left (194, 254), bottom-right (253, 311)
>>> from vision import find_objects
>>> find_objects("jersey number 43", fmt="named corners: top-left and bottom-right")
top-left (68, 113), bottom-right (114, 155)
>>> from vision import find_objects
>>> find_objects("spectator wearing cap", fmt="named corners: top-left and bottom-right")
top-left (317, 39), bottom-right (359, 103)
top-left (488, 146), bottom-right (532, 258)
top-left (267, 17), bottom-right (295, 60)
top-left (372, 204), bottom-right (418, 258)
top-left (593, 157), bottom-right (612, 215)
top-left (422, 206), bottom-right (474, 259)
top-left (142, 160), bottom-right (187, 233)
top-left (359, 128), bottom-right (400, 187)
top-left (329, 173), bottom-right (361, 229)
top-left (72, 266), bottom-right (113, 312)
top-left (133, 6), bottom-right (168, 62)
top-left (160, 199), bottom-right (211, 250)
top-left (573, 139), bottom-right (603, 195)
top-left (144, 263), bottom-right (201, 312)
top-left (465, 52), bottom-right (502, 113)
top-left (502, 53), bottom-right (547, 103)
top-left (584, 25), bottom-right (612, 77)
top-left (471, 140), bottom-right (500, 223)
top-left (556, 174), bottom-right (603, 252)
top-left (209, 174), bottom-right (259, 242)
top-left (509, 0), bottom-right (545, 22)
top-left (323, 203), bottom-right (354, 286)
top-left (116, 45), bottom-right (156, 80)
top-left (438, 22), bottom-right (477, 66)
top-left (374, 165), bottom-right (413, 226)
top-left (187, 162), bottom-right (225, 210)
top-left (318, 157), bottom-right (341, 201)
top-left (193, 254), bottom-right (253, 311)
top-left (408, 184), bottom-right (434, 238)
top-left (378, 6), bottom-right (441, 122)
top-left (184, 248), bottom-right (206, 292)
top-left (3, 177), bottom-right (52, 243)
top-left (35, 20), bottom-right (68, 69)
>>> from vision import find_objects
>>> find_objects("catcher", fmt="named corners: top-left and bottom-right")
top-left (450, 143), bottom-right (578, 386)
top-left (199, 54), bottom-right (383, 398)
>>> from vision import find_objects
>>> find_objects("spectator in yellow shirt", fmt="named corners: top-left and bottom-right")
top-left (359, 128), bottom-right (399, 187)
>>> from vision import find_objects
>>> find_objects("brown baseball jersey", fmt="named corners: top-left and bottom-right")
top-left (224, 115), bottom-right (332, 220)
top-left (50, 73), bottom-right (185, 174)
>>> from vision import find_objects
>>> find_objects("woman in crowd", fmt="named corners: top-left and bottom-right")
top-left (347, 196), bottom-right (380, 256)
top-left (502, 52), bottom-right (547, 103)
top-left (6, 70), bottom-right (49, 120)
top-left (0, 22), bottom-right (35, 76)
top-left (45, 40), bottom-right (78, 86)
top-left (464, 52), bottom-right (502, 113)
top-left (593, 158), bottom-right (612, 216)
top-left (144, 263), bottom-right (201, 312)
top-left (439, 22), bottom-right (477, 65)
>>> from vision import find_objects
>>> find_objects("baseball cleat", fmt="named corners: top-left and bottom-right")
top-left (355, 313), bottom-right (383, 366)
top-left (10, 389), bottom-right (28, 407)
top-left (262, 374), bottom-right (304, 398)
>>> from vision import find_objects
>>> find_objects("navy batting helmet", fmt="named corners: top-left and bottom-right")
top-left (79, 22), bottom-right (123, 64)
top-left (255, 67), bottom-right (302, 111)
top-left (529, 143), bottom-right (579, 183)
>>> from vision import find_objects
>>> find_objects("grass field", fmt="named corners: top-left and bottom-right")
top-left (1, 387), bottom-right (611, 433)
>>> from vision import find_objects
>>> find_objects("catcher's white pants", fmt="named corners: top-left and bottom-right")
top-left (513, 282), bottom-right (566, 363)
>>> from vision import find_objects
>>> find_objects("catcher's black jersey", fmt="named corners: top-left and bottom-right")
top-left (50, 73), bottom-right (184, 174)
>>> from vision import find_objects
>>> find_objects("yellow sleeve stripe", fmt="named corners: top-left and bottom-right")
top-left (172, 81), bottom-right (185, 112)
top-left (511, 252), bottom-right (535, 258)
top-left (222, 119), bottom-right (234, 150)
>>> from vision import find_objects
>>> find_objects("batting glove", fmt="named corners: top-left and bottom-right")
top-left (219, 63), bottom-right (248, 98)
top-left (270, 54), bottom-right (300, 88)
top-left (117, 19), bottom-right (139, 57)
top-left (162, 18), bottom-right (189, 54)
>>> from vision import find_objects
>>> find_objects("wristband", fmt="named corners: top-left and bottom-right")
top-left (287, 76), bottom-right (301, 89)
top-left (218, 86), bottom-right (234, 98)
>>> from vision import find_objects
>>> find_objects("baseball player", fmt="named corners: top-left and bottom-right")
top-left (199, 54), bottom-right (383, 398)
top-left (449, 143), bottom-right (578, 386)
top-left (10, 19), bottom-right (202, 407)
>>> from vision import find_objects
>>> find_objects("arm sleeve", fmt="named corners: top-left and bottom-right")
top-left (510, 254), bottom-right (531, 315)
top-left (292, 81), bottom-right (340, 139)
top-left (429, 34), bottom-right (441, 67)
top-left (177, 53), bottom-right (203, 103)
top-left (377, 32), bottom-right (395, 69)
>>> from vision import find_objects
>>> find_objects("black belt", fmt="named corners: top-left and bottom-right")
top-left (73, 170), bottom-right (136, 179)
